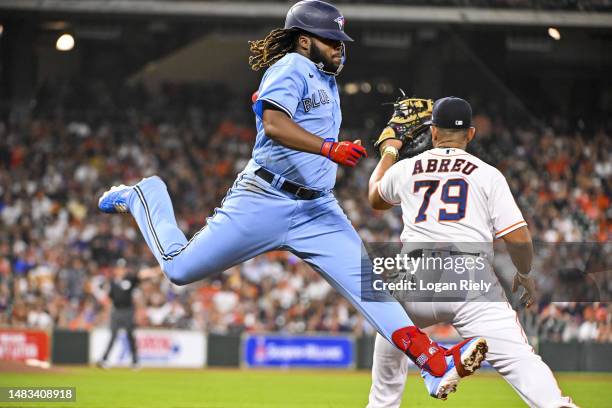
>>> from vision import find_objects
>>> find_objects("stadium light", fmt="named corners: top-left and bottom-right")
top-left (56, 33), bottom-right (75, 51)
top-left (376, 82), bottom-right (394, 94)
top-left (548, 27), bottom-right (561, 41)
top-left (344, 83), bottom-right (359, 95)
top-left (0, 24), bottom-right (3, 37)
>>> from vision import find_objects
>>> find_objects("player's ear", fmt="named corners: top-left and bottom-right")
top-left (296, 33), bottom-right (311, 53)
top-left (430, 126), bottom-right (438, 145)
top-left (466, 127), bottom-right (476, 143)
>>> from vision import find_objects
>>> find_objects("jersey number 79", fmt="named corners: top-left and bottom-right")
top-left (413, 179), bottom-right (469, 223)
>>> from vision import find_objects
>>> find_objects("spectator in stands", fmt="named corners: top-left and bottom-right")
top-left (578, 306), bottom-right (599, 342)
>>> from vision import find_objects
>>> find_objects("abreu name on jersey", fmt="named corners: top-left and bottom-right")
top-left (412, 157), bottom-right (479, 176)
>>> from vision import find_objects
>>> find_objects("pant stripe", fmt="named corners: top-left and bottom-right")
top-left (133, 185), bottom-right (170, 260)
top-left (132, 174), bottom-right (244, 262)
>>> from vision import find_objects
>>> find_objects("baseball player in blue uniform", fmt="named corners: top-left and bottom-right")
top-left (98, 0), bottom-right (482, 392)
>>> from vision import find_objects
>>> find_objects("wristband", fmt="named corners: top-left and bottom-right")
top-left (320, 138), bottom-right (335, 159)
top-left (382, 146), bottom-right (399, 162)
top-left (517, 270), bottom-right (531, 278)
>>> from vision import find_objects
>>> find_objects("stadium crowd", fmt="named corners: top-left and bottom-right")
top-left (209, 0), bottom-right (612, 12)
top-left (0, 81), bottom-right (610, 343)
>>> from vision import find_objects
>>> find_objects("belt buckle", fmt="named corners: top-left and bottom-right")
top-left (295, 186), bottom-right (306, 198)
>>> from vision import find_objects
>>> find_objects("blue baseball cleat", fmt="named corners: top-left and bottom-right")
top-left (98, 184), bottom-right (134, 214)
top-left (421, 337), bottom-right (488, 400)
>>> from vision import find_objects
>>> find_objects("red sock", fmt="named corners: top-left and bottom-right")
top-left (392, 326), bottom-right (447, 376)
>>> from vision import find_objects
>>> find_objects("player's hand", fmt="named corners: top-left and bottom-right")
top-left (320, 138), bottom-right (368, 167)
top-left (512, 272), bottom-right (537, 308)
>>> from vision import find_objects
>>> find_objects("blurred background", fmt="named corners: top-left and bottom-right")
top-left (0, 0), bottom-right (610, 371)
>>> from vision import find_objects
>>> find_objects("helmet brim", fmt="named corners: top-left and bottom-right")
top-left (297, 27), bottom-right (354, 42)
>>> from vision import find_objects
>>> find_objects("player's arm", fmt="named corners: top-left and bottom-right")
top-left (369, 96), bottom-right (432, 210)
top-left (490, 170), bottom-right (536, 307)
top-left (262, 106), bottom-right (330, 153)
top-left (501, 225), bottom-right (537, 307)
top-left (501, 226), bottom-right (533, 275)
top-left (262, 105), bottom-right (366, 167)
top-left (368, 139), bottom-right (402, 210)
top-left (102, 281), bottom-right (112, 302)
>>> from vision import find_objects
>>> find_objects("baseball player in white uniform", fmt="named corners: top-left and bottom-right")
top-left (366, 97), bottom-right (577, 407)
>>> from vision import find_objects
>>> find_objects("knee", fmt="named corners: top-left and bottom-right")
top-left (165, 269), bottom-right (193, 286)
top-left (163, 258), bottom-right (219, 286)
top-left (162, 262), bottom-right (191, 286)
top-left (168, 276), bottom-right (191, 286)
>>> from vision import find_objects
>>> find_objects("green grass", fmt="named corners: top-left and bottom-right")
top-left (0, 368), bottom-right (610, 407)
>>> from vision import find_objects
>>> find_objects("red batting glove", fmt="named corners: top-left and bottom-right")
top-left (320, 138), bottom-right (368, 167)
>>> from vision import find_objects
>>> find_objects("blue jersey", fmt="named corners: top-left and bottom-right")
top-left (252, 52), bottom-right (342, 191)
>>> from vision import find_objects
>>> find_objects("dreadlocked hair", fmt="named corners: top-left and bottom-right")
top-left (249, 28), bottom-right (299, 71)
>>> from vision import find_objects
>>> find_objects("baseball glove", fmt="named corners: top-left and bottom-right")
top-left (373, 91), bottom-right (433, 160)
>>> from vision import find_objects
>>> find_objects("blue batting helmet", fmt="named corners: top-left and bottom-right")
top-left (284, 0), bottom-right (353, 42)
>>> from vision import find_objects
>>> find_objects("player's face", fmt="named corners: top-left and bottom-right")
top-left (309, 36), bottom-right (343, 72)
top-left (114, 266), bottom-right (127, 279)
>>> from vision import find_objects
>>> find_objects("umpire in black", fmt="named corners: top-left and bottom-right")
top-left (98, 258), bottom-right (158, 368)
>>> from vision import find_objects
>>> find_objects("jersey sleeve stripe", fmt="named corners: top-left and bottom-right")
top-left (259, 98), bottom-right (293, 119)
top-left (495, 220), bottom-right (528, 238)
top-left (377, 182), bottom-right (400, 206)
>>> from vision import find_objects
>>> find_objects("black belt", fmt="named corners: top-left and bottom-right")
top-left (255, 168), bottom-right (325, 200)
top-left (408, 249), bottom-right (481, 258)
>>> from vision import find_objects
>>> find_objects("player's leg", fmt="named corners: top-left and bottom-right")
top-left (125, 317), bottom-right (138, 365)
top-left (100, 313), bottom-right (120, 365)
top-left (453, 302), bottom-right (576, 408)
top-left (100, 329), bottom-right (117, 362)
top-left (286, 196), bottom-right (448, 377)
top-left (367, 333), bottom-right (409, 408)
top-left (367, 300), bottom-right (453, 407)
top-left (286, 196), bottom-right (411, 340)
top-left (100, 172), bottom-right (292, 285)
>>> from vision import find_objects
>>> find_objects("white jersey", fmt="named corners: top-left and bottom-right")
top-left (378, 147), bottom-right (526, 243)
top-left (370, 148), bottom-right (574, 408)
